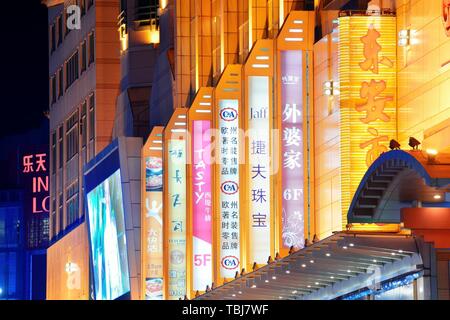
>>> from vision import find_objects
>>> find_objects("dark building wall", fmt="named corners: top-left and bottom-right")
top-left (0, 117), bottom-right (49, 300)
top-left (437, 250), bottom-right (450, 300)
top-left (149, 6), bottom-right (175, 132)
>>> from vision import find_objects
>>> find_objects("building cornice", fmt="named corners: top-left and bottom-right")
top-left (41, 0), bottom-right (64, 8)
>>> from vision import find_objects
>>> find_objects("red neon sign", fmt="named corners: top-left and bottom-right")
top-left (22, 153), bottom-right (49, 214)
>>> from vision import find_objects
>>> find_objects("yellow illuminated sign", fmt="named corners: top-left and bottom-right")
top-left (163, 108), bottom-right (188, 300)
top-left (339, 16), bottom-right (397, 228)
top-left (141, 126), bottom-right (165, 300)
top-left (244, 39), bottom-right (275, 268)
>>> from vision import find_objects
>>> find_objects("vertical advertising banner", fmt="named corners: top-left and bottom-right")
top-left (144, 154), bottom-right (164, 300)
top-left (167, 139), bottom-right (187, 299)
top-left (248, 76), bottom-right (271, 264)
top-left (339, 17), bottom-right (396, 224)
top-left (20, 149), bottom-right (50, 249)
top-left (280, 50), bottom-right (305, 250)
top-left (192, 120), bottom-right (213, 291)
top-left (218, 99), bottom-right (241, 278)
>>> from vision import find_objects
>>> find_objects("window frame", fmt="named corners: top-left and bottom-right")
top-left (65, 111), bottom-right (79, 162)
top-left (50, 24), bottom-right (56, 53)
top-left (51, 75), bottom-right (56, 104)
top-left (88, 31), bottom-right (95, 65)
top-left (57, 15), bottom-right (63, 46)
top-left (58, 68), bottom-right (64, 98)
top-left (80, 40), bottom-right (87, 73)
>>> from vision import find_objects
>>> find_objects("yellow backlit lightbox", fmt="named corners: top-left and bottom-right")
top-left (339, 16), bottom-right (397, 229)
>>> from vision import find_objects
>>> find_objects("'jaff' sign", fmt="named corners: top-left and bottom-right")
top-left (248, 76), bottom-right (271, 264)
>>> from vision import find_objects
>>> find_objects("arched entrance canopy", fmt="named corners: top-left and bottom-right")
top-left (347, 150), bottom-right (450, 224)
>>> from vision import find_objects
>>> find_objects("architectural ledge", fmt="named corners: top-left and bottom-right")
top-left (41, 0), bottom-right (64, 7)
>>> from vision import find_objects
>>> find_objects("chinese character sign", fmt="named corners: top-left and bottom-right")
top-left (248, 76), bottom-right (271, 264)
top-left (144, 156), bottom-right (164, 300)
top-left (22, 153), bottom-right (49, 215)
top-left (280, 50), bottom-right (304, 250)
top-left (338, 16), bottom-right (396, 224)
top-left (167, 140), bottom-right (187, 299)
top-left (218, 99), bottom-right (241, 278)
top-left (192, 120), bottom-right (213, 291)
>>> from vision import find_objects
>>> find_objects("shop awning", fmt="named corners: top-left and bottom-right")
top-left (196, 232), bottom-right (423, 300)
top-left (348, 150), bottom-right (450, 224)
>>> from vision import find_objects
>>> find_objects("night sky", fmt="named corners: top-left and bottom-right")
top-left (0, 0), bottom-right (48, 138)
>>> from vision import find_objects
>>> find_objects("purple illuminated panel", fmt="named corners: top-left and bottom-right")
top-left (280, 50), bottom-right (304, 250)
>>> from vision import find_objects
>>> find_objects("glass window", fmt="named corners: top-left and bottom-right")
top-left (81, 101), bottom-right (87, 147)
top-left (51, 131), bottom-right (57, 173)
top-left (81, 41), bottom-right (87, 73)
top-left (66, 111), bottom-right (79, 162)
top-left (58, 68), bottom-right (63, 98)
top-left (57, 16), bottom-right (63, 45)
top-left (58, 125), bottom-right (63, 169)
top-left (80, 0), bottom-right (86, 16)
top-left (50, 24), bottom-right (56, 53)
top-left (120, 0), bottom-right (126, 12)
top-left (51, 76), bottom-right (56, 104)
top-left (89, 93), bottom-right (95, 140)
top-left (58, 201), bottom-right (63, 234)
top-left (66, 183), bottom-right (79, 226)
top-left (65, 52), bottom-right (80, 90)
top-left (88, 32), bottom-right (95, 65)
top-left (374, 282), bottom-right (415, 300)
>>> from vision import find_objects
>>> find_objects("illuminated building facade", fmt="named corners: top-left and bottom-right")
top-left (45, 0), bottom-right (450, 300)
top-left (45, 0), bottom-right (121, 299)
top-left (114, 0), bottom-right (163, 138)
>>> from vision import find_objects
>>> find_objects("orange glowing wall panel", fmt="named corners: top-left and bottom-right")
top-left (402, 207), bottom-right (450, 230)
top-left (46, 222), bottom-right (90, 300)
top-left (339, 16), bottom-right (397, 229)
top-left (396, 0), bottom-right (450, 152)
top-left (313, 29), bottom-right (342, 241)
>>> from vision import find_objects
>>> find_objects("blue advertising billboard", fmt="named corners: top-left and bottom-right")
top-left (84, 147), bottom-right (130, 300)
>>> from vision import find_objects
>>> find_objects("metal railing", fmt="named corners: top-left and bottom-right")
top-left (118, 9), bottom-right (127, 27)
top-left (339, 8), bottom-right (396, 17)
top-left (118, 4), bottom-right (160, 29)
top-left (134, 4), bottom-right (160, 27)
